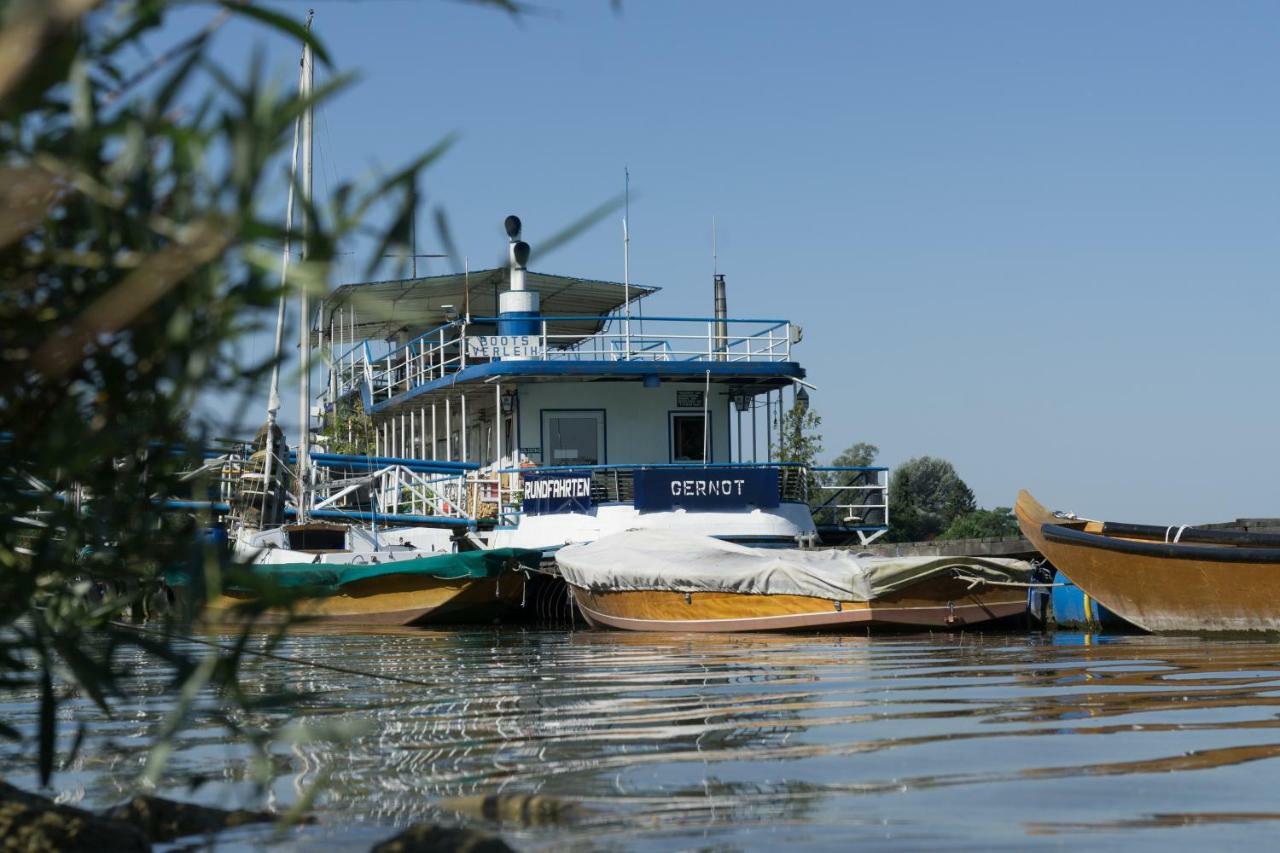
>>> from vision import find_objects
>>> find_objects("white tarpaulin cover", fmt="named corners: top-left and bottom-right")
top-left (555, 529), bottom-right (1034, 601)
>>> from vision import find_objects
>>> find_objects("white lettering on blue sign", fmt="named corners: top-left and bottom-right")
top-left (525, 477), bottom-right (591, 500)
top-left (670, 478), bottom-right (746, 497)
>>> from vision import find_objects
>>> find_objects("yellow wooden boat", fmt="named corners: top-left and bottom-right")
top-left (1016, 490), bottom-right (1280, 632)
top-left (557, 530), bottom-right (1034, 633)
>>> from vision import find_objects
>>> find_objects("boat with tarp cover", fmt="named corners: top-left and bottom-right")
top-left (555, 530), bottom-right (1034, 632)
top-left (1016, 490), bottom-right (1280, 632)
top-left (195, 546), bottom-right (542, 626)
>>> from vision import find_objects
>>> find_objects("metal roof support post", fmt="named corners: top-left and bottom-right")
top-left (737, 406), bottom-right (742, 464)
top-left (495, 382), bottom-right (503, 516)
top-left (445, 398), bottom-right (452, 461)
top-left (494, 383), bottom-right (502, 469)
top-left (750, 395), bottom-right (757, 463)
top-left (461, 393), bottom-right (468, 464)
top-left (766, 390), bottom-right (773, 464)
top-left (431, 403), bottom-right (438, 460)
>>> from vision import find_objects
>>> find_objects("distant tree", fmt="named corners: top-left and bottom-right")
top-left (832, 442), bottom-right (879, 470)
top-left (937, 507), bottom-right (1020, 540)
top-left (887, 456), bottom-right (977, 541)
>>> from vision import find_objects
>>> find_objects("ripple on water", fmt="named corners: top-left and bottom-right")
top-left (7, 630), bottom-right (1280, 850)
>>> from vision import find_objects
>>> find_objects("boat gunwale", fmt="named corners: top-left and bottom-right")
top-left (1098, 520), bottom-right (1280, 548)
top-left (1042, 522), bottom-right (1280, 564)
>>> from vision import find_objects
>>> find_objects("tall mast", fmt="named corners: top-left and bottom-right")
top-left (296, 9), bottom-right (315, 522)
top-left (622, 166), bottom-right (631, 354)
top-left (258, 15), bottom-right (307, 529)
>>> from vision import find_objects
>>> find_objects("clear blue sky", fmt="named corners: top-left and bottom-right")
top-left (180, 1), bottom-right (1280, 523)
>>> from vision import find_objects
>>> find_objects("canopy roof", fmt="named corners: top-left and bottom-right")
top-left (319, 268), bottom-right (657, 344)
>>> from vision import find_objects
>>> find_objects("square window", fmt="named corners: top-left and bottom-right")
top-left (542, 410), bottom-right (605, 466)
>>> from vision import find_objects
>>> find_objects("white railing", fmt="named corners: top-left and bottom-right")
top-left (309, 464), bottom-right (471, 520)
top-left (333, 315), bottom-right (797, 404)
top-left (809, 466), bottom-right (890, 546)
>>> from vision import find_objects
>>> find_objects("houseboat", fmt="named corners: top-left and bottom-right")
top-left (311, 216), bottom-right (889, 553)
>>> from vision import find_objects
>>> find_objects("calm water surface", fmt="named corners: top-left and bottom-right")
top-left (7, 628), bottom-right (1280, 850)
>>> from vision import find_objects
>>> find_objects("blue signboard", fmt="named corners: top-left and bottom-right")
top-left (523, 472), bottom-right (593, 516)
top-left (633, 467), bottom-right (780, 512)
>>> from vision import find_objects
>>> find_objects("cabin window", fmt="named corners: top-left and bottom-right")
top-left (671, 413), bottom-right (707, 463)
top-left (542, 410), bottom-right (605, 466)
top-left (287, 526), bottom-right (346, 552)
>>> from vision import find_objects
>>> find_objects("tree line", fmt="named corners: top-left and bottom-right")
top-left (773, 401), bottom-right (1019, 542)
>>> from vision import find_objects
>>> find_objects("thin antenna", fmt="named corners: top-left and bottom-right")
top-left (464, 256), bottom-right (470, 322)
top-left (382, 202), bottom-right (444, 278)
top-left (623, 166), bottom-right (631, 354)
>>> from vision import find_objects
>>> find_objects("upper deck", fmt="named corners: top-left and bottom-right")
top-left (334, 313), bottom-right (804, 414)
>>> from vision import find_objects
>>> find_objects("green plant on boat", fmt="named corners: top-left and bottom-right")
top-left (316, 393), bottom-right (375, 457)
top-left (771, 398), bottom-right (823, 504)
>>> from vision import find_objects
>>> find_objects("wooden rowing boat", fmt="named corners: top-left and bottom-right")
top-left (1016, 490), bottom-right (1280, 632)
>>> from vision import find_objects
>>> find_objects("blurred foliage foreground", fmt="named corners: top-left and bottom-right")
top-left (0, 0), bottom-right (445, 793)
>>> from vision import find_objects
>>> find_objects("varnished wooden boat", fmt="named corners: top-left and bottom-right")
top-left (1016, 490), bottom-right (1280, 632)
top-left (557, 530), bottom-right (1033, 633)
top-left (571, 581), bottom-right (1031, 633)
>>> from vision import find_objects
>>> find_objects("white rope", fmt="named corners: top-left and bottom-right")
top-left (952, 573), bottom-right (1068, 591)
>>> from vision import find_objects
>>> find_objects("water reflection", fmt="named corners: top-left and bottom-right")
top-left (7, 630), bottom-right (1280, 849)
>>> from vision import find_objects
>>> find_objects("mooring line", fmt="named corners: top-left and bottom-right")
top-left (112, 621), bottom-right (441, 688)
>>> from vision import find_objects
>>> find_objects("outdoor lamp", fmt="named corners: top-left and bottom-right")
top-left (732, 392), bottom-right (751, 413)
top-left (500, 392), bottom-right (515, 414)
top-left (795, 386), bottom-right (809, 414)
